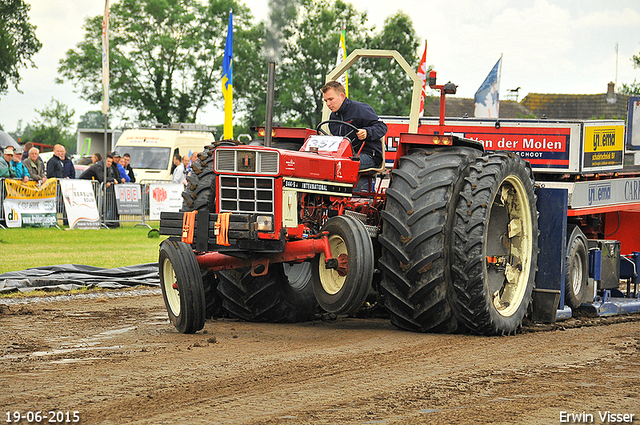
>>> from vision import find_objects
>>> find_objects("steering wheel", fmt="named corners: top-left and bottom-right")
top-left (316, 120), bottom-right (359, 140)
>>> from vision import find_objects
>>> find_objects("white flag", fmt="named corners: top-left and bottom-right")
top-left (336, 27), bottom-right (348, 97)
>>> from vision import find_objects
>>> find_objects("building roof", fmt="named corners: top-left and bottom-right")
top-left (423, 98), bottom-right (533, 119)
top-left (521, 83), bottom-right (629, 120)
top-left (422, 82), bottom-right (630, 120)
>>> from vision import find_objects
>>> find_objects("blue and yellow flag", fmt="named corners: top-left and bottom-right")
top-left (222, 10), bottom-right (233, 139)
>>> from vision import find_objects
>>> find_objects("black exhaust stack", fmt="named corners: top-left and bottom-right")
top-left (264, 61), bottom-right (276, 147)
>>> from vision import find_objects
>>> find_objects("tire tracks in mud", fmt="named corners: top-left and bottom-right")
top-left (0, 293), bottom-right (639, 424)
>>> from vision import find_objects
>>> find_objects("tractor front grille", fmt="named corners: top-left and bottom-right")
top-left (215, 149), bottom-right (279, 174)
top-left (219, 176), bottom-right (275, 214)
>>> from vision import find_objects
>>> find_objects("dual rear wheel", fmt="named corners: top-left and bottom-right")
top-left (380, 149), bottom-right (539, 335)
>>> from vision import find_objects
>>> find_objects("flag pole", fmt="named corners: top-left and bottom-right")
top-left (222, 9), bottom-right (233, 140)
top-left (102, 0), bottom-right (110, 227)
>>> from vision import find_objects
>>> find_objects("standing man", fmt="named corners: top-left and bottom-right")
top-left (79, 153), bottom-right (119, 186)
top-left (321, 80), bottom-right (387, 171)
top-left (121, 153), bottom-right (135, 183)
top-left (171, 153), bottom-right (186, 185)
top-left (46, 144), bottom-right (75, 179)
top-left (112, 152), bottom-right (130, 183)
top-left (22, 147), bottom-right (47, 183)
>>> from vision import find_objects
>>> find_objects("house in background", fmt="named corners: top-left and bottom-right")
top-left (423, 82), bottom-right (630, 120)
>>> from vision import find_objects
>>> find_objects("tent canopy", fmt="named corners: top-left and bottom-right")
top-left (0, 131), bottom-right (20, 150)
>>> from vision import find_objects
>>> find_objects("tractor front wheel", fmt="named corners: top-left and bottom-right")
top-left (312, 215), bottom-right (374, 315)
top-left (159, 240), bottom-right (207, 334)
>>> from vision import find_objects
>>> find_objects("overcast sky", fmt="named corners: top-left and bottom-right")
top-left (1, 0), bottom-right (639, 133)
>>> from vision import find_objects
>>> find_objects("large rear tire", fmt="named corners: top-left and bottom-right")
top-left (217, 262), bottom-right (318, 322)
top-left (159, 240), bottom-right (206, 334)
top-left (181, 146), bottom-right (215, 211)
top-left (379, 147), bottom-right (481, 333)
top-left (311, 215), bottom-right (374, 315)
top-left (177, 144), bottom-right (223, 320)
top-left (452, 152), bottom-right (539, 336)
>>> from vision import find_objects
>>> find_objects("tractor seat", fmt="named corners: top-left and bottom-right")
top-left (358, 139), bottom-right (387, 176)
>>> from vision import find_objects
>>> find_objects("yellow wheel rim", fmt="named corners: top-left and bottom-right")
top-left (318, 234), bottom-right (348, 295)
top-left (490, 175), bottom-right (533, 318)
top-left (162, 257), bottom-right (181, 316)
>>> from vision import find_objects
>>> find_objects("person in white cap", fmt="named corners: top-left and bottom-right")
top-left (0, 147), bottom-right (17, 178)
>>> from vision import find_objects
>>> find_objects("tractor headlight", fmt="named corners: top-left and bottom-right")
top-left (256, 215), bottom-right (273, 232)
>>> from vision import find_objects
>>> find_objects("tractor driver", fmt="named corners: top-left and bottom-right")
top-left (321, 81), bottom-right (387, 171)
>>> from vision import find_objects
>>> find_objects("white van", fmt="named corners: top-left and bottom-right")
top-left (114, 124), bottom-right (215, 183)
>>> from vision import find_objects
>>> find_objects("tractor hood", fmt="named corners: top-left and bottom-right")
top-left (214, 144), bottom-right (359, 185)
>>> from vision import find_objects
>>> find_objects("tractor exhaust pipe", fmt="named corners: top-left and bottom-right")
top-left (264, 61), bottom-right (276, 147)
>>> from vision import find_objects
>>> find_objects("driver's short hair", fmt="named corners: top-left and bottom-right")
top-left (322, 81), bottom-right (345, 95)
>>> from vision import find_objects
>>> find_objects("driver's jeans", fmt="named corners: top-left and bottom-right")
top-left (358, 153), bottom-right (378, 170)
top-left (355, 153), bottom-right (379, 192)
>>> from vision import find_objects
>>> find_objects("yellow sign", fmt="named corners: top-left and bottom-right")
top-left (583, 124), bottom-right (624, 168)
top-left (4, 178), bottom-right (58, 199)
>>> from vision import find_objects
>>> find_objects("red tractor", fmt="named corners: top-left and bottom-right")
top-left (158, 50), bottom-right (539, 335)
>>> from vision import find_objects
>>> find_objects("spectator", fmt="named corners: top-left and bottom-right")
top-left (46, 144), bottom-right (75, 179)
top-left (79, 154), bottom-right (119, 186)
top-left (188, 151), bottom-right (199, 175)
top-left (172, 153), bottom-right (186, 185)
top-left (22, 147), bottom-right (47, 183)
top-left (0, 147), bottom-right (17, 178)
top-left (109, 152), bottom-right (128, 183)
top-left (121, 153), bottom-right (135, 183)
top-left (115, 154), bottom-right (130, 183)
top-left (81, 153), bottom-right (120, 228)
top-left (183, 155), bottom-right (191, 175)
top-left (92, 153), bottom-right (102, 164)
top-left (10, 149), bottom-right (30, 183)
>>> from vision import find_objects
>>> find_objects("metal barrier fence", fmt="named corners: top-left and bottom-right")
top-left (99, 182), bottom-right (151, 229)
top-left (0, 178), bottom-right (163, 229)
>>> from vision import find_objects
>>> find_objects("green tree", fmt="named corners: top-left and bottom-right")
top-left (58, 0), bottom-right (254, 125)
top-left (19, 98), bottom-right (76, 152)
top-left (354, 12), bottom-right (420, 117)
top-left (77, 111), bottom-right (106, 129)
top-left (239, 0), bottom-right (422, 129)
top-left (620, 47), bottom-right (640, 96)
top-left (274, 0), bottom-right (370, 128)
top-left (0, 0), bottom-right (42, 96)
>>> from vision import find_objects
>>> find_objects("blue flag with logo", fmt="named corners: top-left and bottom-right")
top-left (474, 56), bottom-right (502, 118)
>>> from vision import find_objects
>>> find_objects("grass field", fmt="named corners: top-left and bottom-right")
top-left (0, 223), bottom-right (167, 274)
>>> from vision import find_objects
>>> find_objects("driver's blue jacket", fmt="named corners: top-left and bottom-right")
top-left (328, 98), bottom-right (387, 163)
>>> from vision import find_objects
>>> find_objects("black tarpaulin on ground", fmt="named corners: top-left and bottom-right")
top-left (0, 263), bottom-right (160, 293)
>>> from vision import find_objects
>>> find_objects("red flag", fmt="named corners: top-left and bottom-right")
top-left (416, 40), bottom-right (427, 116)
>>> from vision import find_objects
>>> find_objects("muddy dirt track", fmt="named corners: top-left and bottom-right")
top-left (1, 289), bottom-right (639, 425)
